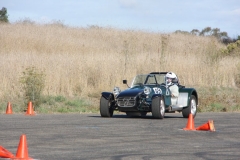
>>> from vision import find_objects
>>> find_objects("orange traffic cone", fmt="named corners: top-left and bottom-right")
top-left (183, 113), bottom-right (196, 131)
top-left (25, 101), bottom-right (35, 115)
top-left (0, 146), bottom-right (15, 158)
top-left (6, 102), bottom-right (13, 114)
top-left (14, 134), bottom-right (33, 160)
top-left (196, 120), bottom-right (216, 132)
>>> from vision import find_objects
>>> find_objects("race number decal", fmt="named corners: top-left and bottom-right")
top-left (153, 87), bottom-right (162, 94)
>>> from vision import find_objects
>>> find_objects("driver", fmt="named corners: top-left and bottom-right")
top-left (166, 72), bottom-right (179, 105)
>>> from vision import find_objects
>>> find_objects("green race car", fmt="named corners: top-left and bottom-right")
top-left (100, 72), bottom-right (198, 119)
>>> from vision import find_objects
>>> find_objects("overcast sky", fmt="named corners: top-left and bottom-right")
top-left (1, 0), bottom-right (240, 38)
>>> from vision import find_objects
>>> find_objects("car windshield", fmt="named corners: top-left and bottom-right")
top-left (131, 74), bottom-right (166, 87)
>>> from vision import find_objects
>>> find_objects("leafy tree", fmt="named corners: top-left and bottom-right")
top-left (190, 29), bottom-right (200, 35)
top-left (200, 27), bottom-right (212, 36)
top-left (212, 28), bottom-right (220, 37)
top-left (220, 31), bottom-right (228, 37)
top-left (0, 7), bottom-right (8, 23)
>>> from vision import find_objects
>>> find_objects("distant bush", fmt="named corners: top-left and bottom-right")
top-left (221, 40), bottom-right (240, 56)
top-left (19, 66), bottom-right (45, 110)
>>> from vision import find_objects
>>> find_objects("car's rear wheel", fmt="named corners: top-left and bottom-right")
top-left (100, 96), bottom-right (114, 117)
top-left (182, 95), bottom-right (197, 118)
top-left (152, 96), bottom-right (165, 119)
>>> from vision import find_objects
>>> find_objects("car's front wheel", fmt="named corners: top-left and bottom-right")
top-left (182, 95), bottom-right (197, 118)
top-left (152, 96), bottom-right (165, 119)
top-left (100, 96), bottom-right (114, 117)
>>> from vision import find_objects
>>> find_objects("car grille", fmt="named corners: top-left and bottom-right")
top-left (117, 97), bottom-right (136, 107)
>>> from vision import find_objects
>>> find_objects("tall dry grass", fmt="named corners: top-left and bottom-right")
top-left (0, 23), bottom-right (239, 107)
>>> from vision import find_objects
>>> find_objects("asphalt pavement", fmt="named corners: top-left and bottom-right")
top-left (0, 112), bottom-right (240, 160)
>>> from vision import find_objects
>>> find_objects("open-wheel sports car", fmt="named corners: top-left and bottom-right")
top-left (100, 72), bottom-right (198, 119)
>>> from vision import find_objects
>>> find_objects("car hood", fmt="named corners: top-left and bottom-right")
top-left (117, 88), bottom-right (143, 97)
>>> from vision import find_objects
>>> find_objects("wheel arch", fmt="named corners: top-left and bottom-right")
top-left (101, 92), bottom-right (114, 100)
top-left (152, 94), bottom-right (163, 100)
top-left (191, 89), bottom-right (198, 106)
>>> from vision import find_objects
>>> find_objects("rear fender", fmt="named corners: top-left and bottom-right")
top-left (179, 88), bottom-right (198, 107)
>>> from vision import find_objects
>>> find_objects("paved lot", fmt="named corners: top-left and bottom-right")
top-left (0, 112), bottom-right (240, 160)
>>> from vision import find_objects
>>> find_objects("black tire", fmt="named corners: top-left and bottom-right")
top-left (100, 96), bottom-right (113, 117)
top-left (182, 95), bottom-right (197, 118)
top-left (152, 96), bottom-right (165, 119)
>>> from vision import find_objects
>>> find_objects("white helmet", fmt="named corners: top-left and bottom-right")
top-left (166, 72), bottom-right (177, 85)
top-left (166, 72), bottom-right (177, 79)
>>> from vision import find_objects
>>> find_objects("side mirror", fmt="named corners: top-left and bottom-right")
top-left (123, 80), bottom-right (130, 88)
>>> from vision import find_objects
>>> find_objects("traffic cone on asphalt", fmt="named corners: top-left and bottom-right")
top-left (6, 102), bottom-right (13, 114)
top-left (196, 120), bottom-right (216, 132)
top-left (25, 101), bottom-right (35, 115)
top-left (0, 146), bottom-right (15, 158)
top-left (14, 134), bottom-right (33, 160)
top-left (183, 113), bottom-right (196, 131)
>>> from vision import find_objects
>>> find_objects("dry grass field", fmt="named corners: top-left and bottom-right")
top-left (0, 22), bottom-right (240, 112)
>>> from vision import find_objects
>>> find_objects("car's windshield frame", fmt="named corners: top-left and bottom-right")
top-left (131, 74), bottom-right (166, 87)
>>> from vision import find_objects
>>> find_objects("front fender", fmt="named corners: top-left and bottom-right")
top-left (152, 94), bottom-right (162, 99)
top-left (101, 92), bottom-right (114, 100)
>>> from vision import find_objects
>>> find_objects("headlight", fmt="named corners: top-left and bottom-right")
top-left (144, 87), bottom-right (151, 95)
top-left (113, 87), bottom-right (121, 96)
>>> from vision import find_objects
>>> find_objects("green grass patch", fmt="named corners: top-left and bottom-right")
top-left (197, 87), bottom-right (240, 112)
top-left (0, 100), bottom-right (26, 113)
top-left (36, 95), bottom-right (98, 113)
top-left (0, 95), bottom-right (99, 114)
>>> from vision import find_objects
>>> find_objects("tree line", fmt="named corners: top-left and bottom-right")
top-left (175, 27), bottom-right (239, 44)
